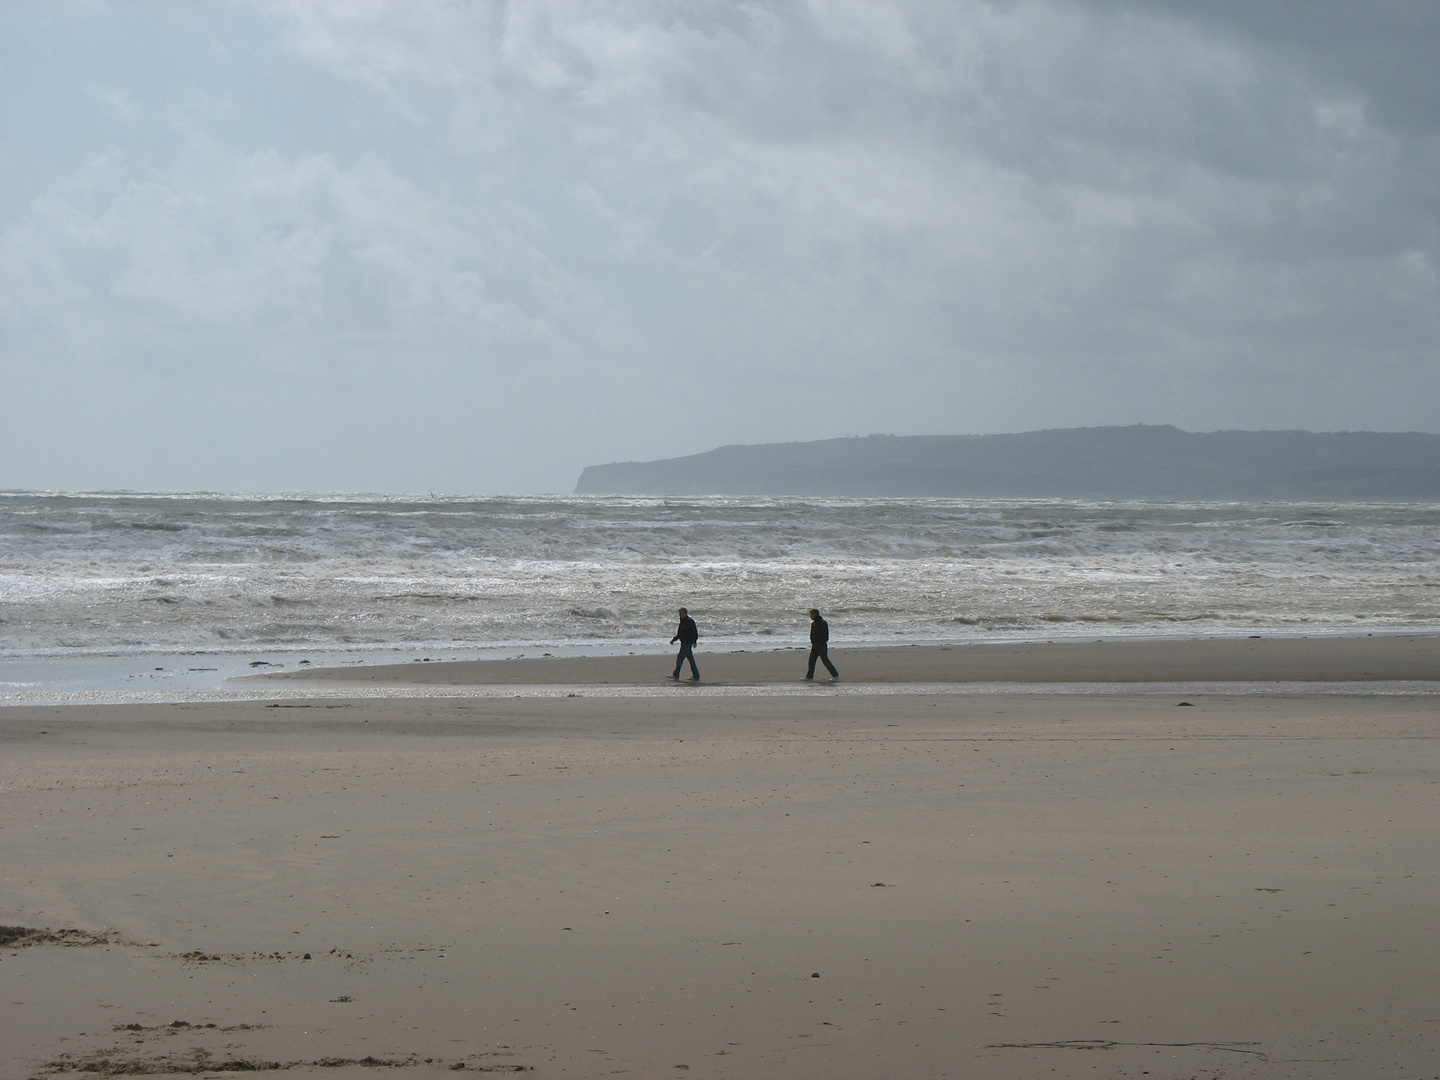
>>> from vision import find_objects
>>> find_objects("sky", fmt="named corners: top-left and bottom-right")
top-left (1, 1), bottom-right (1437, 494)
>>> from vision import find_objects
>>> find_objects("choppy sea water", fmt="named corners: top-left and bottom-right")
top-left (4, 492), bottom-right (1439, 653)
top-left (3, 491), bottom-right (1438, 663)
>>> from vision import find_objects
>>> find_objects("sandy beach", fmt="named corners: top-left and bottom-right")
top-left (3, 637), bottom-right (1438, 1078)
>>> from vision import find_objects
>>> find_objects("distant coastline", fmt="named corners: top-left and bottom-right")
top-left (574, 424), bottom-right (1440, 499)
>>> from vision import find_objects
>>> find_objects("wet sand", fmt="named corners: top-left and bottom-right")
top-left (3, 639), bottom-right (1439, 1077)
top-left (267, 633), bottom-right (1440, 686)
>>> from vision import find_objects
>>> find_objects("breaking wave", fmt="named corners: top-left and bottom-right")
top-left (1, 492), bottom-right (1437, 657)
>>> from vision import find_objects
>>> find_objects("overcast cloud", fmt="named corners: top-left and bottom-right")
top-left (2, 0), bottom-right (1436, 492)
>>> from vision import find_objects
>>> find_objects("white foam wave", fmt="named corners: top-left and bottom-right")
top-left (2, 493), bottom-right (1437, 658)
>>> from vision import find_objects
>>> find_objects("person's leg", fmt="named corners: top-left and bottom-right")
top-left (685, 646), bottom-right (700, 679)
top-left (672, 646), bottom-right (685, 679)
top-left (820, 644), bottom-right (839, 678)
top-left (806, 646), bottom-right (819, 679)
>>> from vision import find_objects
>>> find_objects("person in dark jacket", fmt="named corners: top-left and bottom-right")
top-left (805, 608), bottom-right (839, 681)
top-left (669, 607), bottom-right (700, 681)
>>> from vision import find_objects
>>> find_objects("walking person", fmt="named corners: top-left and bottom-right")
top-left (805, 608), bottom-right (839, 681)
top-left (669, 607), bottom-right (700, 681)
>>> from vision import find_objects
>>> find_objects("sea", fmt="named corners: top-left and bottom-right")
top-left (2, 492), bottom-right (1438, 704)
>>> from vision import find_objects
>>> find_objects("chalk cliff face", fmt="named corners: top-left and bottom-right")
top-left (574, 425), bottom-right (1440, 499)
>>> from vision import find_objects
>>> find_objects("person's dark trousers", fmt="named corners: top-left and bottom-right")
top-left (674, 644), bottom-right (700, 679)
top-left (807, 644), bottom-right (838, 678)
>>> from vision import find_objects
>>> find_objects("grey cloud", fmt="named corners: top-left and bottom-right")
top-left (2, 1), bottom-right (1436, 491)
top-left (1112, 0), bottom-right (1440, 134)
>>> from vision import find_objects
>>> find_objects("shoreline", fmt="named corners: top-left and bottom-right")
top-left (266, 632), bottom-right (1440, 688)
top-left (2, 633), bottom-right (1434, 707)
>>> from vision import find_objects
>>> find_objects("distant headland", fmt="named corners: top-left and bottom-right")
top-left (574, 425), bottom-right (1440, 499)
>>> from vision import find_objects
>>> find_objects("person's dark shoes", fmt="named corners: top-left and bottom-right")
top-left (668, 673), bottom-right (679, 680)
top-left (688, 675), bottom-right (701, 681)
top-left (803, 675), bottom-right (814, 680)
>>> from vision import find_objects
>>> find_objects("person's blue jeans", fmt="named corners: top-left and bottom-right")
top-left (673, 643), bottom-right (699, 679)
top-left (807, 644), bottom-right (838, 678)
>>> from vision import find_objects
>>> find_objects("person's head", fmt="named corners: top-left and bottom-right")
top-left (809, 608), bottom-right (820, 619)
top-left (679, 607), bottom-right (688, 617)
